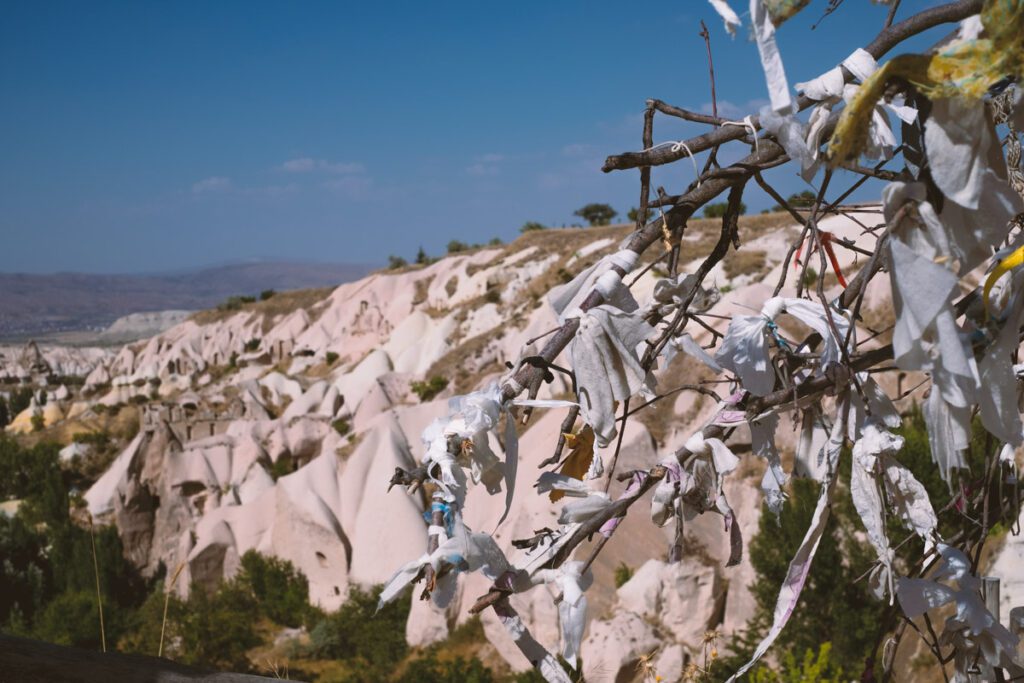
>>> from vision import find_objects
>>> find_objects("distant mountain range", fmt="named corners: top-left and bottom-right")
top-left (0, 261), bottom-right (374, 340)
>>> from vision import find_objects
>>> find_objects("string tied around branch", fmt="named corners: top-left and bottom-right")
top-left (722, 115), bottom-right (760, 156)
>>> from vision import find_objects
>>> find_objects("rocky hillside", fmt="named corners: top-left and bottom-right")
top-left (6, 214), bottom-right (1023, 681)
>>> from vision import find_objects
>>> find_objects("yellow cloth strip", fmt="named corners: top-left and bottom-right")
top-left (984, 243), bottom-right (1024, 314)
top-left (827, 0), bottom-right (1024, 166)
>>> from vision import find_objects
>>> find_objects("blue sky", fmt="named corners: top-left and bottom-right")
top-left (1, 0), bottom-right (953, 273)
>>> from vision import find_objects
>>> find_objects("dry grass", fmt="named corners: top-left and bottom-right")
top-left (421, 326), bottom-right (506, 395)
top-left (411, 276), bottom-right (433, 306)
top-left (722, 249), bottom-right (768, 280)
top-left (190, 287), bottom-right (334, 328)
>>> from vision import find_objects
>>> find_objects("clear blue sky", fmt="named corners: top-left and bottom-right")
top-left (0, 0), bottom-right (952, 273)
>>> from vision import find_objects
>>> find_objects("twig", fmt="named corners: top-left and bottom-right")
top-left (88, 515), bottom-right (107, 653)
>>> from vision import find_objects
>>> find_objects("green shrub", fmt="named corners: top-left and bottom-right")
top-left (331, 419), bottom-right (351, 436)
top-left (487, 237), bottom-right (503, 246)
top-left (403, 651), bottom-right (495, 683)
top-left (520, 221), bottom-right (546, 233)
top-left (307, 585), bottom-right (410, 673)
top-left (447, 240), bottom-right (469, 254)
top-left (259, 289), bottom-right (276, 301)
top-left (802, 267), bottom-right (818, 288)
top-left (218, 295), bottom-right (256, 312)
top-left (31, 590), bottom-right (118, 650)
top-left (8, 388), bottom-right (33, 418)
top-left (613, 562), bottom-right (634, 588)
top-left (30, 414), bottom-right (44, 432)
top-left (326, 351), bottom-right (340, 365)
top-left (176, 580), bottom-right (261, 672)
top-left (410, 377), bottom-right (449, 402)
top-left (237, 550), bottom-right (310, 628)
top-left (242, 338), bottom-right (261, 353)
top-left (388, 255), bottom-right (408, 269)
top-left (703, 201), bottom-right (747, 218)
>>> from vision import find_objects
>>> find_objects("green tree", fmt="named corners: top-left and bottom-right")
top-left (415, 246), bottom-right (429, 265)
top-left (403, 651), bottom-right (495, 683)
top-left (703, 201), bottom-right (747, 218)
top-left (388, 255), bottom-right (408, 269)
top-left (714, 476), bottom-right (879, 680)
top-left (177, 580), bottom-right (261, 672)
top-left (8, 388), bottom-right (33, 418)
top-left (236, 550), bottom-right (310, 627)
top-left (573, 203), bottom-right (617, 226)
top-left (307, 585), bottom-right (410, 674)
top-left (31, 590), bottom-right (121, 650)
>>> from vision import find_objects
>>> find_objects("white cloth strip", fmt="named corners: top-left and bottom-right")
top-left (707, 0), bottom-right (741, 36)
top-left (751, 0), bottom-right (793, 115)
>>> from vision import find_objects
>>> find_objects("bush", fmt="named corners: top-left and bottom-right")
top-left (30, 414), bottom-right (45, 432)
top-left (242, 338), bottom-right (261, 353)
top-left (447, 240), bottom-right (469, 254)
top-left (403, 651), bottom-right (495, 683)
top-left (237, 550), bottom-right (310, 628)
top-left (8, 388), bottom-right (33, 417)
top-left (307, 585), bottom-right (410, 673)
top-left (31, 590), bottom-right (116, 650)
top-left (259, 289), bottom-right (276, 301)
top-left (802, 266), bottom-right (818, 288)
top-left (520, 221), bottom-right (546, 233)
top-left (488, 237), bottom-right (503, 246)
top-left (325, 351), bottom-right (340, 365)
top-left (218, 295), bottom-right (256, 312)
top-left (411, 376), bottom-right (449, 402)
top-left (613, 562), bottom-right (634, 588)
top-left (415, 247), bottom-right (429, 265)
top-left (331, 419), bottom-right (351, 436)
top-left (703, 201), bottom-right (747, 218)
top-left (388, 255), bottom-right (408, 269)
top-left (176, 580), bottom-right (261, 672)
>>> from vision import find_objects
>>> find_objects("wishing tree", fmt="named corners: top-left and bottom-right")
top-left (379, 1), bottom-right (1024, 680)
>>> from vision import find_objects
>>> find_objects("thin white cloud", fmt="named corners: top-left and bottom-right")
top-left (281, 157), bottom-right (365, 174)
top-left (466, 163), bottom-right (499, 177)
top-left (561, 143), bottom-right (593, 157)
top-left (321, 175), bottom-right (373, 199)
top-left (465, 153), bottom-right (504, 177)
top-left (192, 176), bottom-right (231, 193)
top-left (699, 98), bottom-right (769, 119)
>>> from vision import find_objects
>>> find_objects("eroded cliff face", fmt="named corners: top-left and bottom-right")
top-left (17, 214), bottom-right (1022, 678)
